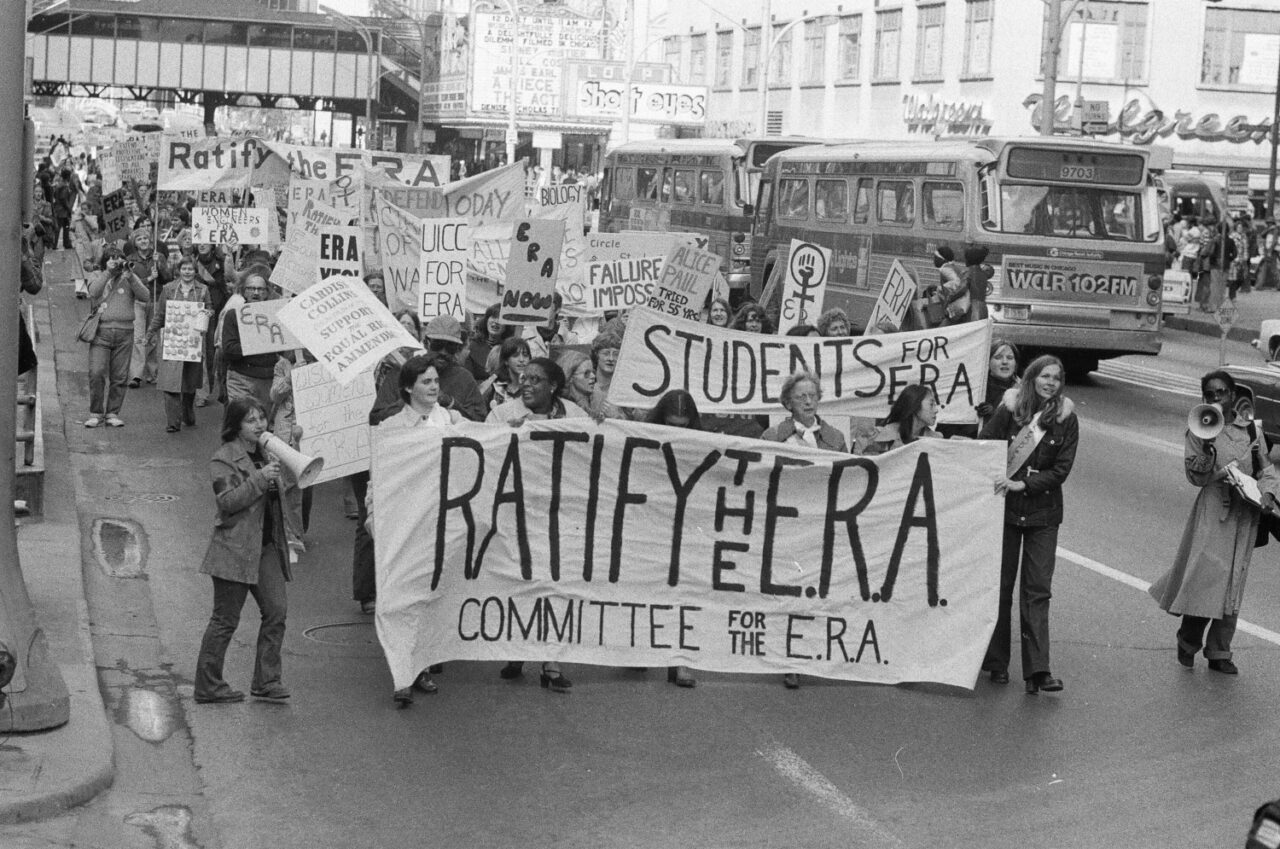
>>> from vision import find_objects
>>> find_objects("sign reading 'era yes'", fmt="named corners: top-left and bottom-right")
top-left (318, 225), bottom-right (363, 279)
top-left (500, 219), bottom-right (564, 326)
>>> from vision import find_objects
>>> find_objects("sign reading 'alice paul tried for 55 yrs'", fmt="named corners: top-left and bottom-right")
top-left (500, 219), bottom-right (564, 326)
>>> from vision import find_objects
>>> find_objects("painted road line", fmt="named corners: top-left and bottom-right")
top-left (1058, 547), bottom-right (1280, 647)
top-left (757, 741), bottom-right (901, 848)
top-left (1094, 362), bottom-right (1201, 399)
top-left (1080, 419), bottom-right (1185, 460)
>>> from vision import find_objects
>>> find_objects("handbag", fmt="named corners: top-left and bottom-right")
top-left (76, 306), bottom-right (101, 344)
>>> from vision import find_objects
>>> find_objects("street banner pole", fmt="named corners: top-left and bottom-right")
top-left (0, 0), bottom-right (71, 730)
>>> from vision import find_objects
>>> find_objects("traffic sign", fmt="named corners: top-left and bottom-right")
top-left (1079, 100), bottom-right (1110, 135)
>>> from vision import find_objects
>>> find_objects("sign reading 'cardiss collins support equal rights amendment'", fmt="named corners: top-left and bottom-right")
top-left (371, 420), bottom-right (1004, 691)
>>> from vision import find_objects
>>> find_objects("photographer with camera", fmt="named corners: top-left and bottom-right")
top-left (84, 247), bottom-right (148, 428)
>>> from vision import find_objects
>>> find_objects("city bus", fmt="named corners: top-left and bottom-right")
top-left (749, 137), bottom-right (1168, 378)
top-left (599, 137), bottom-right (824, 297)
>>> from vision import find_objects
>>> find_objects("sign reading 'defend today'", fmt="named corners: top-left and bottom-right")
top-left (500, 219), bottom-right (564, 326)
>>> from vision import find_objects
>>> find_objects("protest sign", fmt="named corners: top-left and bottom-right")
top-left (293, 362), bottom-right (376, 484)
top-left (318, 224), bottom-right (364, 279)
top-left (371, 421), bottom-right (1003, 690)
top-left (778, 240), bottom-right (831, 332)
top-left (191, 206), bottom-right (271, 247)
top-left (98, 149), bottom-right (122, 194)
top-left (583, 231), bottom-right (702, 313)
top-left (278, 275), bottom-right (421, 384)
top-left (157, 136), bottom-right (266, 191)
top-left (647, 243), bottom-right (719, 321)
top-left (379, 161), bottom-right (524, 221)
top-left (419, 219), bottom-right (470, 322)
top-left (536, 183), bottom-right (587, 316)
top-left (374, 197), bottom-right (423, 315)
top-left (237, 299), bottom-right (301, 356)
top-left (271, 245), bottom-right (319, 295)
top-left (609, 308), bottom-right (990, 425)
top-left (866, 259), bottom-right (918, 334)
top-left (500, 219), bottom-right (564, 326)
top-left (101, 189), bottom-right (131, 242)
top-left (291, 197), bottom-right (350, 245)
top-left (260, 141), bottom-right (451, 188)
top-left (161, 301), bottom-right (205, 363)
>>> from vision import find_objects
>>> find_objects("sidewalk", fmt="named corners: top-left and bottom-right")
top-left (4, 273), bottom-right (114, 822)
top-left (1162, 287), bottom-right (1280, 347)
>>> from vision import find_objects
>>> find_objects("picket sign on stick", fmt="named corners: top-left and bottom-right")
top-left (293, 362), bottom-right (376, 484)
top-left (536, 183), bottom-right (587, 317)
top-left (647, 242), bottom-right (719, 321)
top-left (866, 259), bottom-right (918, 334)
top-left (609, 308), bottom-right (991, 425)
top-left (418, 219), bottom-right (470, 323)
top-left (191, 206), bottom-right (271, 246)
top-left (277, 274), bottom-right (421, 385)
top-left (101, 189), bottom-right (131, 242)
top-left (371, 421), bottom-right (1005, 691)
top-left (236, 299), bottom-right (301, 356)
top-left (317, 224), bottom-right (364, 279)
top-left (499, 219), bottom-right (564, 326)
top-left (160, 301), bottom-right (205, 363)
top-left (778, 239), bottom-right (831, 333)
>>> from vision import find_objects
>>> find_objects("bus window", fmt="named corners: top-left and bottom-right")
top-left (815, 180), bottom-right (848, 222)
top-left (778, 178), bottom-right (810, 219)
top-left (1000, 184), bottom-right (1146, 241)
top-left (672, 169), bottom-right (696, 203)
top-left (660, 169), bottom-right (674, 202)
top-left (853, 178), bottom-right (872, 224)
top-left (877, 181), bottom-right (915, 225)
top-left (637, 167), bottom-right (659, 200)
top-left (609, 168), bottom-right (631, 203)
top-left (700, 170), bottom-right (726, 205)
top-left (753, 180), bottom-right (775, 237)
top-left (923, 182), bottom-right (964, 229)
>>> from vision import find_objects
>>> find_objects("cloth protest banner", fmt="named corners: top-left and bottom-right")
top-left (583, 231), bottom-right (702, 314)
top-left (191, 206), bottom-right (272, 247)
top-left (293, 362), bottom-right (375, 484)
top-left (647, 243), bottom-right (719, 321)
top-left (500, 219), bottom-right (564, 326)
top-left (277, 274), bottom-right (421, 385)
top-left (866, 259), bottom-right (918, 334)
top-left (317, 224), bottom-right (364, 279)
top-left (161, 301), bottom-right (206, 363)
top-left (379, 160), bottom-right (524, 221)
top-left (778, 240), bottom-right (831, 332)
top-left (98, 149), bottom-right (122, 194)
top-left (419, 219), bottom-right (470, 323)
top-left (609, 307), bottom-right (990, 425)
top-left (157, 136), bottom-right (265, 191)
top-left (101, 189), bottom-right (131, 242)
top-left (536, 183), bottom-right (588, 317)
top-left (258, 141), bottom-right (451, 189)
top-left (237, 299), bottom-right (301, 356)
top-left (371, 420), bottom-right (1003, 690)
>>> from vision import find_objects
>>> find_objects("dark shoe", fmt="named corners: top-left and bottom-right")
top-left (1177, 646), bottom-right (1195, 668)
top-left (359, 600), bottom-right (375, 615)
top-left (194, 688), bottom-right (245, 704)
top-left (782, 673), bottom-right (800, 689)
top-left (989, 669), bottom-right (1010, 684)
top-left (393, 688), bottom-right (413, 708)
top-left (539, 664), bottom-right (571, 692)
top-left (667, 666), bottom-right (696, 688)
top-left (1025, 672), bottom-right (1064, 694)
top-left (412, 672), bottom-right (438, 694)
top-left (250, 684), bottom-right (291, 703)
top-left (499, 661), bottom-right (524, 680)
top-left (165, 425), bottom-right (180, 433)
top-left (183, 417), bottom-right (196, 427)
top-left (1207, 659), bottom-right (1239, 675)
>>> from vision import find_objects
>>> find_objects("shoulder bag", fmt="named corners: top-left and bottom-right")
top-left (76, 306), bottom-right (102, 344)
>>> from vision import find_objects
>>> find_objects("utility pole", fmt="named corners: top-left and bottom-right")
top-left (1041, 0), bottom-right (1064, 136)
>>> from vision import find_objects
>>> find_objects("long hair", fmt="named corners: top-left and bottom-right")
top-left (494, 336), bottom-right (531, 384)
top-left (882, 384), bottom-right (934, 445)
top-left (706, 296), bottom-right (733, 327)
top-left (478, 302), bottom-right (516, 344)
top-left (1012, 355), bottom-right (1066, 426)
top-left (731, 302), bottom-right (774, 334)
top-left (221, 396), bottom-right (267, 443)
top-left (645, 389), bottom-right (702, 430)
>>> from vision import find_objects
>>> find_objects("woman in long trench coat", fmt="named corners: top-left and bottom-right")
top-left (148, 257), bottom-right (212, 433)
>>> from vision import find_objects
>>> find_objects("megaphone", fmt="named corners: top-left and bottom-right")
top-left (1188, 403), bottom-right (1224, 441)
top-left (259, 432), bottom-right (325, 488)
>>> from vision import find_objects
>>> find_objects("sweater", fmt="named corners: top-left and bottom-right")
top-left (87, 269), bottom-right (148, 326)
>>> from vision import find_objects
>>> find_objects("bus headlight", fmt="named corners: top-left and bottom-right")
top-left (1146, 274), bottom-right (1163, 291)
top-left (1147, 291), bottom-right (1161, 306)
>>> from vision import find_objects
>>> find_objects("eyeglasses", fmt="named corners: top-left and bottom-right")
top-left (244, 287), bottom-right (267, 294)
top-left (1204, 387), bottom-right (1231, 400)
top-left (519, 373), bottom-right (547, 385)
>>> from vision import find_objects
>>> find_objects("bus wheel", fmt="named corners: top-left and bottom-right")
top-left (1063, 356), bottom-right (1098, 383)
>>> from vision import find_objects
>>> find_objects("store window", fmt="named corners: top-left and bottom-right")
top-left (715, 31), bottom-right (733, 88)
top-left (1047, 0), bottom-right (1148, 83)
top-left (742, 27), bottom-right (760, 88)
top-left (915, 4), bottom-right (944, 81)
top-left (689, 34), bottom-right (707, 85)
top-left (873, 9), bottom-right (901, 82)
top-left (770, 23), bottom-right (793, 87)
top-left (664, 36), bottom-right (683, 81)
top-left (1203, 7), bottom-right (1280, 89)
top-left (963, 0), bottom-right (993, 77)
top-left (836, 15), bottom-right (861, 83)
top-left (804, 20), bottom-right (826, 85)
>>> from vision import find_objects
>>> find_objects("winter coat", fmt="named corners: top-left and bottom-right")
top-left (854, 423), bottom-right (940, 456)
top-left (979, 388), bottom-right (1078, 527)
top-left (762, 417), bottom-right (848, 453)
top-left (149, 280), bottom-right (211, 394)
top-left (1148, 423), bottom-right (1265, 618)
top-left (199, 440), bottom-right (289, 584)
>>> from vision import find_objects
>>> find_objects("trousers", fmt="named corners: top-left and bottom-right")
top-left (194, 553), bottom-right (288, 698)
top-left (1178, 613), bottom-right (1238, 661)
top-left (984, 523), bottom-right (1059, 679)
top-left (88, 325), bottom-right (133, 416)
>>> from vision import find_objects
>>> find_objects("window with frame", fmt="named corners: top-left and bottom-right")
top-left (915, 4), bottom-right (945, 80)
top-left (1047, 0), bottom-right (1148, 83)
top-left (700, 170), bottom-right (726, 205)
top-left (853, 178), bottom-right (873, 224)
top-left (664, 37), bottom-right (683, 81)
top-left (963, 0), bottom-right (993, 77)
top-left (877, 180), bottom-right (915, 225)
top-left (660, 169), bottom-right (674, 202)
top-left (715, 31), bottom-right (733, 88)
top-left (804, 20), bottom-right (826, 85)
top-left (815, 180), bottom-right (848, 222)
top-left (770, 23), bottom-right (793, 87)
top-left (837, 15), bottom-right (861, 83)
top-left (689, 34), bottom-right (707, 85)
top-left (1203, 8), bottom-right (1280, 88)
top-left (923, 182), bottom-right (964, 229)
top-left (672, 169), bottom-right (696, 203)
top-left (874, 9), bottom-right (902, 82)
top-left (636, 167), bottom-right (660, 201)
top-left (777, 178), bottom-right (810, 219)
top-left (743, 27), bottom-right (761, 88)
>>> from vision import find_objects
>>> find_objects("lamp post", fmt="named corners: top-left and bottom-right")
top-left (497, 0), bottom-right (519, 166)
top-left (322, 5), bottom-right (378, 149)
top-left (758, 13), bottom-right (835, 137)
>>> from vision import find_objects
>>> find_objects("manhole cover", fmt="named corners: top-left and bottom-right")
top-left (303, 622), bottom-right (377, 646)
top-left (103, 493), bottom-right (180, 504)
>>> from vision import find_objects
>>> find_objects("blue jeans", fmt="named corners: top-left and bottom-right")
top-left (194, 552), bottom-right (288, 698)
top-left (130, 300), bottom-right (158, 382)
top-left (88, 325), bottom-right (133, 416)
top-left (984, 523), bottom-right (1059, 679)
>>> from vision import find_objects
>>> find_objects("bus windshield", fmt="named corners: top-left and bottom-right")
top-left (995, 183), bottom-right (1148, 242)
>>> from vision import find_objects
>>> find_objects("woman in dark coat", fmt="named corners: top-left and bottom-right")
top-left (148, 257), bottom-right (212, 432)
top-left (194, 397), bottom-right (291, 704)
top-left (979, 354), bottom-right (1078, 694)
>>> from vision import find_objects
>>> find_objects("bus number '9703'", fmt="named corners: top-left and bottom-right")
top-left (1059, 165), bottom-right (1096, 181)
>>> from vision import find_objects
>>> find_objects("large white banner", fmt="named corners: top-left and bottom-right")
top-left (372, 421), bottom-right (1004, 690)
top-left (610, 308), bottom-right (991, 424)
top-left (259, 141), bottom-right (451, 189)
top-left (293, 362), bottom-right (376, 484)
top-left (158, 136), bottom-right (265, 191)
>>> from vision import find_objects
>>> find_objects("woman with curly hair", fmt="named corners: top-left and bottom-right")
top-left (731, 302), bottom-right (774, 334)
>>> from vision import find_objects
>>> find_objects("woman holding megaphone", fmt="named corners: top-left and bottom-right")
top-left (1150, 371), bottom-right (1273, 675)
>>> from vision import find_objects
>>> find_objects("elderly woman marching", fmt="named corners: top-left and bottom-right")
top-left (1149, 370), bottom-right (1273, 675)
top-left (147, 256), bottom-right (213, 433)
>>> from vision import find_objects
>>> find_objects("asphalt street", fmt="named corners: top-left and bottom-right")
top-left (5, 280), bottom-right (1280, 849)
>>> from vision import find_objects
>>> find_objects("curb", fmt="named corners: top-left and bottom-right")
top-left (1163, 314), bottom-right (1259, 345)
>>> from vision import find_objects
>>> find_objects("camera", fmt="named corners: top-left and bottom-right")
top-left (1248, 800), bottom-right (1280, 849)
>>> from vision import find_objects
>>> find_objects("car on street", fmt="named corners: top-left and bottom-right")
top-left (1225, 318), bottom-right (1280, 443)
